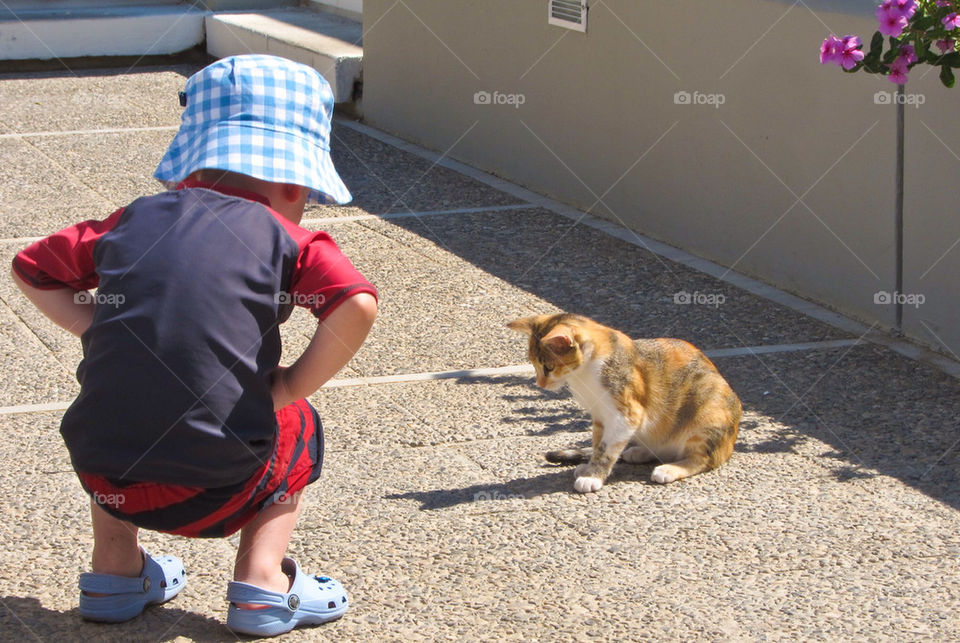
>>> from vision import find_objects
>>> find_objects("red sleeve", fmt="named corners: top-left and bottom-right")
top-left (288, 230), bottom-right (377, 321)
top-left (11, 208), bottom-right (125, 291)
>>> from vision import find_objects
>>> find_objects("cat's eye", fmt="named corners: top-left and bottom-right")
top-left (543, 365), bottom-right (553, 375)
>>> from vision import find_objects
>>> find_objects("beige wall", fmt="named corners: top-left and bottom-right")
top-left (363, 0), bottom-right (959, 355)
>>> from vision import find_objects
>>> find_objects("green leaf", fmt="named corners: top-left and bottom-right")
top-left (940, 64), bottom-right (955, 88)
top-left (941, 52), bottom-right (960, 68)
top-left (870, 31), bottom-right (884, 57)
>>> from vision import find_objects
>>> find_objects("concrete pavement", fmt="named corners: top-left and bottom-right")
top-left (1, 62), bottom-right (958, 642)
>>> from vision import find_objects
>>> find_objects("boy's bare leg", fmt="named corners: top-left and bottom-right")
top-left (232, 492), bottom-right (303, 607)
top-left (89, 501), bottom-right (142, 594)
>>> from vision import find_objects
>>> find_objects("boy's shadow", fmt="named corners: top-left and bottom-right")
top-left (0, 596), bottom-right (235, 642)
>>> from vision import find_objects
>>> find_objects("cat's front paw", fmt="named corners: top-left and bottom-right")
top-left (574, 475), bottom-right (603, 493)
top-left (573, 464), bottom-right (604, 493)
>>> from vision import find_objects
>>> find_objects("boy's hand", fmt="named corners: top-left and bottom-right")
top-left (269, 366), bottom-right (296, 411)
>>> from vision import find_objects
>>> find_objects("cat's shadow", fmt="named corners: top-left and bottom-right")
top-left (386, 468), bottom-right (572, 510)
top-left (385, 458), bottom-right (657, 511)
top-left (0, 596), bottom-right (234, 642)
top-left (456, 374), bottom-right (589, 437)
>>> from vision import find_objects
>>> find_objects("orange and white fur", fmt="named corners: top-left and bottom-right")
top-left (508, 313), bottom-right (741, 492)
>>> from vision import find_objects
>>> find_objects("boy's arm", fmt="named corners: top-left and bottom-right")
top-left (10, 207), bottom-right (125, 337)
top-left (271, 292), bottom-right (377, 409)
top-left (11, 268), bottom-right (94, 337)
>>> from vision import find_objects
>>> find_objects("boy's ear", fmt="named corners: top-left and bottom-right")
top-left (281, 183), bottom-right (307, 204)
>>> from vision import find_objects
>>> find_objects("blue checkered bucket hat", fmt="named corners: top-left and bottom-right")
top-left (155, 54), bottom-right (351, 205)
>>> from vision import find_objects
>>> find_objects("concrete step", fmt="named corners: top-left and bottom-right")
top-left (206, 8), bottom-right (363, 105)
top-left (0, 5), bottom-right (206, 61)
top-left (304, 0), bottom-right (362, 21)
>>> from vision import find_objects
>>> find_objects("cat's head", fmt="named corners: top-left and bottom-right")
top-left (507, 314), bottom-right (591, 390)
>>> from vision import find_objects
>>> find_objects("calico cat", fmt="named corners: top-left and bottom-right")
top-left (508, 313), bottom-right (741, 492)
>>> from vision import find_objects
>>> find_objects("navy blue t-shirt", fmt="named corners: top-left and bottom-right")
top-left (13, 184), bottom-right (376, 488)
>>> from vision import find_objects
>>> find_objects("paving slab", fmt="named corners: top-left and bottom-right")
top-left (312, 211), bottom-right (853, 379)
top-left (0, 301), bottom-right (78, 407)
top-left (329, 121), bottom-right (528, 214)
top-left (4, 398), bottom-right (958, 641)
top-left (26, 129), bottom-right (181, 216)
top-left (0, 65), bottom-right (198, 134)
top-left (714, 344), bottom-right (960, 503)
top-left (351, 209), bottom-right (853, 349)
top-left (0, 138), bottom-right (112, 239)
top-left (0, 118), bottom-right (522, 239)
top-left (318, 219), bottom-right (553, 376)
top-left (0, 243), bottom-right (85, 371)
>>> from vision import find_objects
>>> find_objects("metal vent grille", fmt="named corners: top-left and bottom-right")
top-left (548, 0), bottom-right (587, 32)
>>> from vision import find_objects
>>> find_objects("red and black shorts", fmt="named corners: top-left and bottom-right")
top-left (76, 399), bottom-right (324, 538)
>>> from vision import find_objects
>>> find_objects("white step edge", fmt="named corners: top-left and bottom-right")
top-left (0, 6), bottom-right (207, 61)
top-left (205, 9), bottom-right (362, 103)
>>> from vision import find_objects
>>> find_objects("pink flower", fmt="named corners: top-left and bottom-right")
top-left (880, 0), bottom-right (918, 18)
top-left (888, 58), bottom-right (910, 83)
top-left (898, 43), bottom-right (918, 64)
top-left (877, 0), bottom-right (917, 36)
top-left (878, 9), bottom-right (909, 36)
top-left (820, 34), bottom-right (864, 69)
top-left (839, 36), bottom-right (866, 69)
top-left (943, 13), bottom-right (960, 30)
top-left (935, 38), bottom-right (956, 53)
top-left (898, 0), bottom-right (919, 19)
top-left (820, 35), bottom-right (843, 65)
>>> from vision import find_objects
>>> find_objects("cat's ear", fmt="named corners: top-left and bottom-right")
top-left (507, 316), bottom-right (538, 335)
top-left (541, 327), bottom-right (575, 355)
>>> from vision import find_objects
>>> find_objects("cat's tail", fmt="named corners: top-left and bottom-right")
top-left (544, 448), bottom-right (591, 464)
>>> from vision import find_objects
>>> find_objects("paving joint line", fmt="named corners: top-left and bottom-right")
top-left (0, 125), bottom-right (180, 139)
top-left (336, 117), bottom-right (960, 381)
top-left (0, 338), bottom-right (865, 417)
top-left (0, 204), bottom-right (532, 246)
top-left (301, 203), bottom-right (529, 226)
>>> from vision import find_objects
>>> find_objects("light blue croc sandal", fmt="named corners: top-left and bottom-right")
top-left (78, 549), bottom-right (186, 622)
top-left (226, 558), bottom-right (348, 637)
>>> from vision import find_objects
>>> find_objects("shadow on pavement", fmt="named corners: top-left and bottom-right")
top-left (437, 341), bottom-right (960, 512)
top-left (0, 596), bottom-right (233, 642)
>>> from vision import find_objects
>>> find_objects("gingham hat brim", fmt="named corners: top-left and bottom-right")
top-left (156, 120), bottom-right (351, 205)
top-left (153, 54), bottom-right (351, 205)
